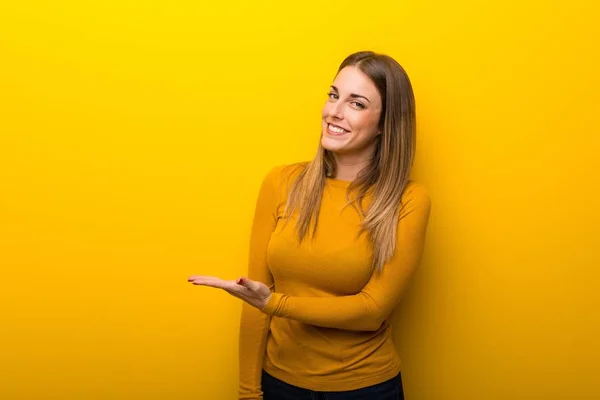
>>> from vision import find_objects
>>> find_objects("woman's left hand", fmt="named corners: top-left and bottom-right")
top-left (187, 275), bottom-right (272, 310)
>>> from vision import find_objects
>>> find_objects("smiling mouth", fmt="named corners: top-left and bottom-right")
top-left (327, 123), bottom-right (350, 136)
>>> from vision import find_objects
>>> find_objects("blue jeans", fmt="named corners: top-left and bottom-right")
top-left (262, 370), bottom-right (404, 400)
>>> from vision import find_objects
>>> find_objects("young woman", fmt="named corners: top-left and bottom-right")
top-left (189, 51), bottom-right (432, 399)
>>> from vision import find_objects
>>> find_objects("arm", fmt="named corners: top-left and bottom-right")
top-left (261, 184), bottom-right (432, 332)
top-left (238, 166), bottom-right (282, 400)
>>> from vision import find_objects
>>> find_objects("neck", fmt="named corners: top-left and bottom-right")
top-left (332, 150), bottom-right (375, 181)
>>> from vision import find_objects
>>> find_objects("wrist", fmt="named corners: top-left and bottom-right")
top-left (260, 291), bottom-right (282, 315)
top-left (260, 293), bottom-right (272, 311)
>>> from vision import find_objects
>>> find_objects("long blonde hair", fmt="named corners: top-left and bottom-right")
top-left (282, 51), bottom-right (416, 272)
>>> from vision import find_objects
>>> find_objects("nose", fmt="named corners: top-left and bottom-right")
top-left (327, 100), bottom-right (344, 120)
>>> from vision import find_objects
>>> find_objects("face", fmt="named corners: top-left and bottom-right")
top-left (321, 66), bottom-right (383, 159)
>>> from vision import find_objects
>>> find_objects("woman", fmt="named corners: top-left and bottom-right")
top-left (189, 51), bottom-right (431, 399)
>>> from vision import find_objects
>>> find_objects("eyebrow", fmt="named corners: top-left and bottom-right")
top-left (330, 85), bottom-right (371, 103)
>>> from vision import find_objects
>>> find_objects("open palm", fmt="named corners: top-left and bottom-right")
top-left (188, 275), bottom-right (272, 310)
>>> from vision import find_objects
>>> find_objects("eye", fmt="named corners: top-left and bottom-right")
top-left (351, 101), bottom-right (366, 109)
top-left (328, 92), bottom-right (339, 100)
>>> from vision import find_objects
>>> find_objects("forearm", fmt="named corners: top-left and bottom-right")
top-left (239, 302), bottom-right (271, 399)
top-left (262, 291), bottom-right (385, 331)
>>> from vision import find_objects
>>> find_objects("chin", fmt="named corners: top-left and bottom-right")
top-left (321, 137), bottom-right (347, 154)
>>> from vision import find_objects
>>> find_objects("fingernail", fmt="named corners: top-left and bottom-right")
top-left (237, 278), bottom-right (244, 285)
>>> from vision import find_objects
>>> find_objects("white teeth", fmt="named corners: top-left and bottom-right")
top-left (329, 124), bottom-right (347, 134)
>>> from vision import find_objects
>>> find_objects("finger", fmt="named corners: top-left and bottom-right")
top-left (189, 277), bottom-right (233, 290)
top-left (235, 277), bottom-right (249, 286)
top-left (188, 275), bottom-right (221, 282)
top-left (236, 276), bottom-right (252, 288)
top-left (238, 277), bottom-right (262, 292)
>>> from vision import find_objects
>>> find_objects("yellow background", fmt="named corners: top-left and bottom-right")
top-left (1, 1), bottom-right (599, 399)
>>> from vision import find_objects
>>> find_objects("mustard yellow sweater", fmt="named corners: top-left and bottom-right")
top-left (239, 163), bottom-right (431, 399)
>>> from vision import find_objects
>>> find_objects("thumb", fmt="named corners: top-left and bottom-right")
top-left (236, 277), bottom-right (253, 289)
top-left (238, 277), bottom-right (264, 293)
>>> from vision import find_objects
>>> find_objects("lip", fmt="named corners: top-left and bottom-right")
top-left (325, 122), bottom-right (350, 136)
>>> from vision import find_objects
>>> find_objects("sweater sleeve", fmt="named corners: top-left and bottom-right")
top-left (238, 166), bottom-right (282, 400)
top-left (261, 184), bottom-right (432, 332)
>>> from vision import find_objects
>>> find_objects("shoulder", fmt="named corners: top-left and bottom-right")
top-left (399, 181), bottom-right (431, 217)
top-left (403, 181), bottom-right (430, 202)
top-left (263, 161), bottom-right (308, 187)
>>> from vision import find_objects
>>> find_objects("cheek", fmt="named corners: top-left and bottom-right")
top-left (350, 112), bottom-right (378, 132)
top-left (321, 103), bottom-right (331, 118)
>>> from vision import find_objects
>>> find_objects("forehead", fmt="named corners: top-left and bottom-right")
top-left (333, 66), bottom-right (380, 101)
